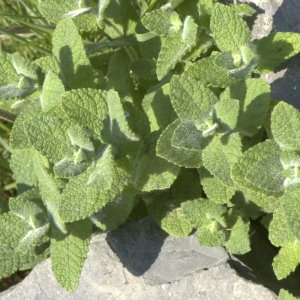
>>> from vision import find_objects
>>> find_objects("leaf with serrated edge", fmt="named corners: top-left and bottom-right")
top-left (221, 78), bottom-right (271, 136)
top-left (170, 75), bottom-right (218, 128)
top-left (157, 16), bottom-right (198, 80)
top-left (62, 88), bottom-right (108, 139)
top-left (232, 140), bottom-right (285, 195)
top-left (156, 119), bottom-right (203, 168)
top-left (184, 51), bottom-right (237, 88)
top-left (202, 133), bottom-right (242, 186)
top-left (255, 32), bottom-right (300, 74)
top-left (271, 102), bottom-right (300, 150)
top-left (146, 191), bottom-right (193, 237)
top-left (51, 220), bottom-right (92, 292)
top-left (273, 242), bottom-right (300, 280)
top-left (210, 3), bottom-right (251, 52)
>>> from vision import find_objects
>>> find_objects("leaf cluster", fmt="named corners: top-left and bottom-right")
top-left (0, 0), bottom-right (300, 296)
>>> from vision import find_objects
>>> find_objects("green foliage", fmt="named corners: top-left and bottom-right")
top-left (1, 0), bottom-right (300, 296)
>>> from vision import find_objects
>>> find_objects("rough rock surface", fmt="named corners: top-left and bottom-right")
top-left (0, 218), bottom-right (277, 300)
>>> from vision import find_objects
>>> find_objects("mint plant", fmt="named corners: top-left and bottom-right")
top-left (0, 0), bottom-right (300, 296)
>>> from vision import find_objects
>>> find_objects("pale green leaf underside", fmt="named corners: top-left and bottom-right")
top-left (156, 119), bottom-right (203, 168)
top-left (51, 220), bottom-right (92, 292)
top-left (210, 3), bottom-right (251, 52)
top-left (271, 101), bottom-right (300, 150)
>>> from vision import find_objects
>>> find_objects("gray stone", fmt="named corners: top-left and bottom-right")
top-left (0, 218), bottom-right (277, 300)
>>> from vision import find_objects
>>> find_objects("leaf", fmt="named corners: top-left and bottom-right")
top-left (273, 242), bottom-right (300, 280)
top-left (156, 119), bottom-right (203, 168)
top-left (271, 102), bottom-right (300, 150)
top-left (197, 219), bottom-right (226, 247)
top-left (11, 53), bottom-right (38, 81)
top-left (279, 289), bottom-right (299, 300)
top-left (90, 189), bottom-right (137, 231)
top-left (0, 245), bottom-right (20, 278)
top-left (107, 51), bottom-right (133, 97)
top-left (60, 153), bottom-right (131, 221)
top-left (146, 191), bottom-right (193, 237)
top-left (0, 52), bottom-right (19, 86)
top-left (34, 152), bottom-right (66, 233)
top-left (224, 213), bottom-right (250, 254)
top-left (170, 74), bottom-right (218, 128)
top-left (62, 88), bottom-right (108, 139)
top-left (181, 198), bottom-right (226, 229)
top-left (104, 90), bottom-right (139, 145)
top-left (51, 219), bottom-right (92, 292)
top-left (201, 176), bottom-right (236, 204)
top-left (202, 133), bottom-right (242, 186)
top-left (9, 188), bottom-right (47, 229)
top-left (10, 148), bottom-right (39, 189)
top-left (142, 84), bottom-right (177, 132)
top-left (142, 9), bottom-right (182, 36)
top-left (184, 51), bottom-right (237, 88)
top-left (214, 98), bottom-right (240, 132)
top-left (52, 18), bottom-right (97, 89)
top-left (0, 213), bottom-right (29, 247)
top-left (133, 132), bottom-right (179, 191)
top-left (232, 140), bottom-right (285, 196)
top-left (210, 3), bottom-right (251, 52)
top-left (156, 16), bottom-right (198, 79)
top-left (255, 32), bottom-right (300, 74)
top-left (221, 78), bottom-right (271, 136)
top-left (40, 71), bottom-right (65, 112)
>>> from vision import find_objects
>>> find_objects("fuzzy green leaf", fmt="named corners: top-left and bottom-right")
top-left (62, 88), bottom-right (108, 139)
top-left (52, 18), bottom-right (96, 89)
top-left (271, 102), bottom-right (300, 150)
top-left (156, 15), bottom-right (198, 80)
top-left (221, 78), bottom-right (271, 136)
top-left (133, 132), bottom-right (179, 191)
top-left (142, 84), bottom-right (176, 132)
top-left (40, 71), bottom-right (65, 112)
top-left (202, 133), bottom-right (242, 186)
top-left (210, 3), bottom-right (251, 52)
top-left (156, 119), bottom-right (203, 168)
top-left (255, 32), bottom-right (300, 74)
top-left (51, 220), bottom-right (92, 292)
top-left (146, 191), bottom-right (193, 237)
top-left (0, 245), bottom-right (20, 278)
top-left (279, 289), bottom-right (299, 300)
top-left (170, 75), bottom-right (218, 128)
top-left (0, 52), bottom-right (19, 86)
top-left (232, 140), bottom-right (285, 195)
top-left (184, 52), bottom-right (237, 88)
top-left (0, 213), bottom-right (29, 247)
top-left (273, 242), bottom-right (300, 280)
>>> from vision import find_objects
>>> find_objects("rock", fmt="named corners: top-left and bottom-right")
top-left (0, 218), bottom-right (277, 300)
